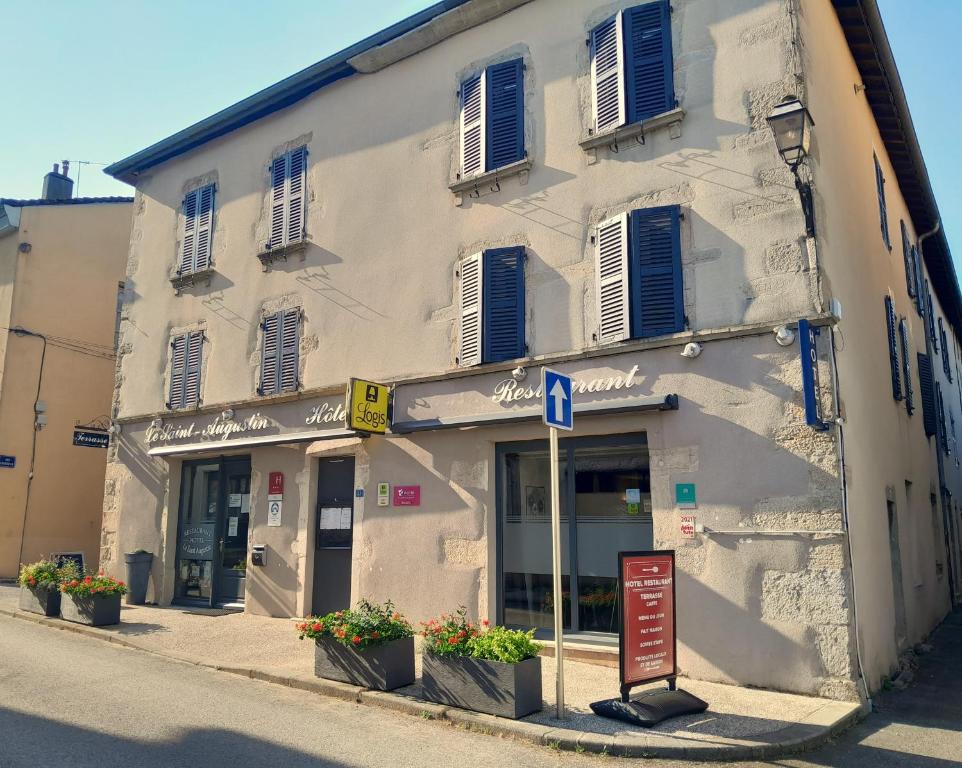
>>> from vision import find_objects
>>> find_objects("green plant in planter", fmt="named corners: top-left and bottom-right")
top-left (421, 606), bottom-right (542, 662)
top-left (297, 599), bottom-right (413, 650)
top-left (60, 572), bottom-right (128, 598)
top-left (468, 625), bottom-right (540, 663)
top-left (18, 558), bottom-right (76, 590)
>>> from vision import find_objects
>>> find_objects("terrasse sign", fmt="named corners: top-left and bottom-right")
top-left (492, 364), bottom-right (640, 404)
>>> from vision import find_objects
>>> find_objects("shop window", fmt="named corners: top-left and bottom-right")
top-left (499, 437), bottom-right (651, 636)
top-left (168, 331), bottom-right (203, 409)
top-left (596, 205), bottom-right (683, 344)
top-left (457, 247), bottom-right (526, 366)
top-left (259, 308), bottom-right (301, 395)
top-left (588, 1), bottom-right (674, 136)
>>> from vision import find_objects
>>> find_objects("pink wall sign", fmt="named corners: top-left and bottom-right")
top-left (393, 485), bottom-right (421, 506)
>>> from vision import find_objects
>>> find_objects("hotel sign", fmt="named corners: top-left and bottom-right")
top-left (346, 378), bottom-right (391, 434)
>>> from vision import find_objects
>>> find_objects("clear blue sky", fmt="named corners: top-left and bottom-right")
top-left (1, 1), bottom-right (958, 262)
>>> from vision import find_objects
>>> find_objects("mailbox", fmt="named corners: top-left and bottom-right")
top-left (251, 545), bottom-right (267, 566)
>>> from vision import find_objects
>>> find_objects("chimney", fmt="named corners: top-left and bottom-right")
top-left (41, 161), bottom-right (74, 201)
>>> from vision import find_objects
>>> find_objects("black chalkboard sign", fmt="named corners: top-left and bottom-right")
top-left (53, 552), bottom-right (85, 574)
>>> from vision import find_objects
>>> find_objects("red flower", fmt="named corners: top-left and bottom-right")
top-left (83, 576), bottom-right (93, 584)
top-left (482, 619), bottom-right (490, 627)
top-left (371, 631), bottom-right (379, 639)
top-left (448, 636), bottom-right (458, 645)
top-left (352, 636), bottom-right (361, 645)
top-left (311, 623), bottom-right (322, 632)
top-left (70, 580), bottom-right (79, 588)
top-left (117, 581), bottom-right (125, 587)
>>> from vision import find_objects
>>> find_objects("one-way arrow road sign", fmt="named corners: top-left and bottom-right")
top-left (542, 368), bottom-right (573, 431)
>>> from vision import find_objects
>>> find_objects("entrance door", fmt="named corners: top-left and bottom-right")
top-left (175, 457), bottom-right (251, 608)
top-left (217, 458), bottom-right (251, 606)
top-left (312, 457), bottom-right (355, 616)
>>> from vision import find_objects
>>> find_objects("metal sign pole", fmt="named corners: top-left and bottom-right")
top-left (549, 424), bottom-right (565, 719)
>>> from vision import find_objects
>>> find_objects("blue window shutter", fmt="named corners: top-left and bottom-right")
top-left (184, 331), bottom-right (203, 406)
top-left (919, 352), bottom-right (937, 437)
top-left (623, 0), bottom-right (673, 124)
top-left (899, 319), bottom-right (914, 415)
top-left (485, 59), bottom-right (524, 171)
top-left (884, 296), bottom-right (902, 401)
top-left (458, 253), bottom-right (483, 366)
top-left (195, 185), bottom-right (214, 271)
top-left (460, 72), bottom-right (485, 177)
top-left (279, 308), bottom-right (300, 392)
top-left (287, 147), bottom-right (306, 245)
top-left (168, 334), bottom-right (187, 408)
top-left (630, 205), bottom-right (683, 338)
top-left (590, 13), bottom-right (626, 132)
top-left (269, 155), bottom-right (287, 249)
top-left (180, 190), bottom-right (198, 275)
top-left (875, 154), bottom-right (890, 248)
top-left (260, 313), bottom-right (280, 395)
top-left (482, 247), bottom-right (525, 363)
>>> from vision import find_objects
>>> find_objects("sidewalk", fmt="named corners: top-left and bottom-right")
top-left (0, 584), bottom-right (862, 760)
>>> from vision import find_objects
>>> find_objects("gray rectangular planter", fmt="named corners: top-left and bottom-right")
top-left (60, 593), bottom-right (122, 626)
top-left (18, 586), bottom-right (61, 617)
top-left (421, 652), bottom-right (543, 719)
top-left (314, 635), bottom-right (415, 690)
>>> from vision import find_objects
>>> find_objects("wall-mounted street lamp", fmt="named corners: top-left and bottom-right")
top-left (766, 96), bottom-right (816, 237)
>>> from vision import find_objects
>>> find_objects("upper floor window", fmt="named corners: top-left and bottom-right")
top-left (884, 296), bottom-right (902, 403)
top-left (459, 59), bottom-right (524, 180)
top-left (457, 247), bottom-right (526, 366)
top-left (938, 317), bottom-right (952, 381)
top-left (595, 205), bottom-right (683, 344)
top-left (268, 146), bottom-right (307, 251)
top-left (589, 0), bottom-right (674, 136)
top-left (259, 308), bottom-right (301, 395)
top-left (874, 153), bottom-right (890, 249)
top-left (919, 352), bottom-right (937, 437)
top-left (179, 184), bottom-right (214, 275)
top-left (168, 331), bottom-right (204, 409)
top-left (898, 318), bottom-right (914, 415)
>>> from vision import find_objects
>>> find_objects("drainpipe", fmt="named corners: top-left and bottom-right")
top-left (918, 219), bottom-right (958, 605)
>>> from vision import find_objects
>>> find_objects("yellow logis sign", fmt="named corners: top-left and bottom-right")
top-left (346, 378), bottom-right (391, 434)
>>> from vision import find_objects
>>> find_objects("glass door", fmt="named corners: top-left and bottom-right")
top-left (175, 457), bottom-right (251, 608)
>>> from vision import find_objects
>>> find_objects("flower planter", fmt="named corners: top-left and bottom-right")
top-left (18, 585), bottom-right (61, 617)
top-left (421, 652), bottom-right (543, 719)
top-left (60, 593), bottom-right (122, 626)
top-left (124, 551), bottom-right (153, 605)
top-left (314, 635), bottom-right (415, 690)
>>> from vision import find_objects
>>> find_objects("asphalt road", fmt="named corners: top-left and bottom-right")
top-left (1, 612), bottom-right (960, 767)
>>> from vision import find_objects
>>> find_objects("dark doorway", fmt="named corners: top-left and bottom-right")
top-left (311, 456), bottom-right (355, 617)
top-left (174, 456), bottom-right (251, 608)
top-left (887, 499), bottom-right (908, 652)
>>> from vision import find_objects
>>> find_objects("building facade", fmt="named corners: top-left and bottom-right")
top-left (101, 0), bottom-right (961, 700)
top-left (0, 168), bottom-right (132, 577)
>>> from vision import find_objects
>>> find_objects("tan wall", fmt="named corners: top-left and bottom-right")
top-left (801, 0), bottom-right (956, 692)
top-left (0, 202), bottom-right (131, 577)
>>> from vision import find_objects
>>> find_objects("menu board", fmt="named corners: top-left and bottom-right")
top-left (619, 551), bottom-right (676, 692)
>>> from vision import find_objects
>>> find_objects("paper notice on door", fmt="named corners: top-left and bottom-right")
top-left (320, 507), bottom-right (352, 530)
top-left (228, 493), bottom-right (242, 508)
top-left (240, 494), bottom-right (251, 516)
top-left (227, 516), bottom-right (239, 537)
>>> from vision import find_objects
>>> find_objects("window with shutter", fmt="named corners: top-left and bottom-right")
top-left (595, 213), bottom-right (630, 344)
top-left (178, 185), bottom-right (215, 275)
top-left (912, 245), bottom-right (924, 316)
top-left (458, 253), bottom-right (483, 367)
top-left (590, 13), bottom-right (626, 133)
top-left (590, 2), bottom-right (673, 135)
top-left (268, 147), bottom-right (307, 250)
top-left (623, 0), bottom-right (674, 124)
top-left (899, 318), bottom-right (914, 415)
top-left (875, 154), bottom-right (890, 249)
top-left (919, 352), bottom-right (937, 437)
top-left (937, 382), bottom-right (949, 455)
top-left (460, 72), bottom-right (485, 178)
top-left (486, 60), bottom-right (524, 171)
top-left (926, 286), bottom-right (938, 353)
top-left (885, 296), bottom-right (902, 402)
top-left (168, 331), bottom-right (203, 409)
top-left (901, 221), bottom-right (916, 301)
top-left (259, 309), bottom-right (300, 395)
top-left (482, 247), bottom-right (525, 363)
top-left (630, 205), bottom-right (683, 338)
top-left (180, 192), bottom-right (197, 275)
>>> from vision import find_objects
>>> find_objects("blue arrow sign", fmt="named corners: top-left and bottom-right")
top-left (542, 368), bottom-right (573, 431)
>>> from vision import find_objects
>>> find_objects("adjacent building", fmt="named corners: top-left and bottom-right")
top-left (0, 166), bottom-right (132, 577)
top-left (101, 0), bottom-right (961, 700)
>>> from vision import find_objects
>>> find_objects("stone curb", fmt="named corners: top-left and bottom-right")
top-left (0, 606), bottom-right (864, 761)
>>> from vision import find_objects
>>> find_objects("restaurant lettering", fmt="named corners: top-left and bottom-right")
top-left (492, 365), bottom-right (640, 405)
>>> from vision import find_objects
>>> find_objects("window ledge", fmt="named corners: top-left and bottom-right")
top-left (448, 157), bottom-right (533, 196)
top-left (257, 240), bottom-right (308, 268)
top-left (578, 107), bottom-right (686, 152)
top-left (170, 267), bottom-right (215, 292)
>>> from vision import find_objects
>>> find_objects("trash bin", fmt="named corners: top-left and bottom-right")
top-left (124, 551), bottom-right (153, 605)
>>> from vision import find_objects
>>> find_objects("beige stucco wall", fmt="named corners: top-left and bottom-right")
top-left (800, 0), bottom-right (957, 692)
top-left (0, 202), bottom-right (131, 577)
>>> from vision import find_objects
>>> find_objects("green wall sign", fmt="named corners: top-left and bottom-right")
top-left (675, 483), bottom-right (696, 509)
